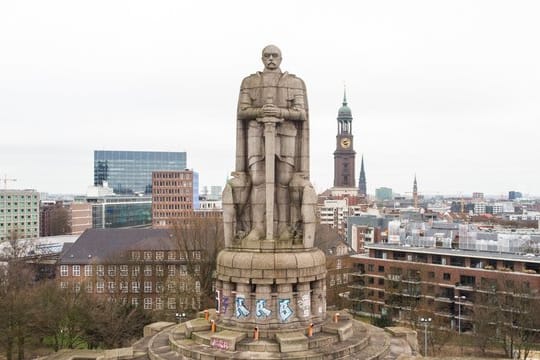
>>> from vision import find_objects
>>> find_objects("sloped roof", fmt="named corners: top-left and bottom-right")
top-left (58, 228), bottom-right (174, 264)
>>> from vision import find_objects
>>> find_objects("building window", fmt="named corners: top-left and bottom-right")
top-left (144, 298), bottom-right (152, 310)
top-left (144, 251), bottom-right (152, 261)
top-left (108, 282), bottom-right (115, 293)
top-left (132, 298), bottom-right (139, 307)
top-left (120, 281), bottom-right (129, 293)
top-left (443, 273), bottom-right (451, 281)
top-left (60, 265), bottom-right (68, 277)
top-left (85, 282), bottom-right (93, 293)
top-left (194, 264), bottom-right (200, 274)
top-left (156, 251), bottom-right (164, 260)
top-left (144, 265), bottom-right (152, 276)
top-left (72, 265), bottom-right (80, 276)
top-left (179, 282), bottom-right (186, 292)
top-left (132, 265), bottom-right (140, 277)
top-left (96, 281), bottom-right (104, 293)
top-left (168, 282), bottom-right (176, 292)
top-left (108, 265), bottom-right (116, 277)
top-left (378, 266), bottom-right (385, 273)
top-left (367, 264), bottom-right (374, 272)
top-left (336, 259), bottom-right (342, 270)
top-left (168, 298), bottom-right (176, 309)
top-left (156, 265), bottom-right (164, 277)
top-left (156, 297), bottom-right (163, 310)
top-left (378, 278), bottom-right (385, 285)
top-left (132, 251), bottom-right (140, 261)
top-left (132, 281), bottom-right (140, 293)
top-left (96, 265), bottom-right (104, 277)
top-left (180, 265), bottom-right (187, 276)
top-left (192, 251), bottom-right (201, 260)
top-left (120, 265), bottom-right (128, 276)
top-left (168, 265), bottom-right (176, 276)
top-left (60, 281), bottom-right (68, 289)
top-left (84, 265), bottom-right (92, 277)
top-left (167, 251), bottom-right (176, 260)
top-left (144, 281), bottom-right (152, 293)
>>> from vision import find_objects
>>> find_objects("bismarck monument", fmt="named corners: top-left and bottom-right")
top-left (217, 44), bottom-right (326, 334)
top-left (136, 46), bottom-right (418, 360)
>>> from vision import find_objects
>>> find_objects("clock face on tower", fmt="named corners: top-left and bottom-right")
top-left (340, 138), bottom-right (351, 149)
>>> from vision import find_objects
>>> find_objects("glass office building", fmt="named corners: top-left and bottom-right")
top-left (94, 151), bottom-right (187, 195)
top-left (91, 196), bottom-right (152, 229)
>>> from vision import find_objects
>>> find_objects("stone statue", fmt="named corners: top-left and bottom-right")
top-left (223, 45), bottom-right (316, 248)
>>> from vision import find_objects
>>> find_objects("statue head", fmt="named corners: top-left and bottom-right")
top-left (261, 45), bottom-right (282, 71)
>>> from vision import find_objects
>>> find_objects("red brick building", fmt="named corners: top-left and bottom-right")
top-left (152, 170), bottom-right (221, 229)
top-left (349, 243), bottom-right (540, 332)
top-left (56, 229), bottom-right (204, 312)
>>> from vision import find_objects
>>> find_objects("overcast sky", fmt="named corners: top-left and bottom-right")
top-left (1, 0), bottom-right (539, 197)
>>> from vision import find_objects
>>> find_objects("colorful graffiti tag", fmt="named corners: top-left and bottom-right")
top-left (235, 295), bottom-right (250, 318)
top-left (255, 299), bottom-right (272, 319)
top-left (278, 298), bottom-right (293, 321)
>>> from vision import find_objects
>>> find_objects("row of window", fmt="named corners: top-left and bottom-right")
top-left (153, 181), bottom-right (192, 187)
top-left (0, 195), bottom-right (38, 200)
top-left (60, 264), bottom-right (201, 277)
top-left (60, 280), bottom-right (200, 295)
top-left (153, 172), bottom-right (192, 180)
top-left (153, 188), bottom-right (192, 195)
top-left (132, 250), bottom-right (201, 261)
top-left (56, 288), bottom-right (189, 310)
top-left (153, 196), bottom-right (192, 203)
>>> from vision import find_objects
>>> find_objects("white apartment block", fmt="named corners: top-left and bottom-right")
top-left (0, 189), bottom-right (40, 241)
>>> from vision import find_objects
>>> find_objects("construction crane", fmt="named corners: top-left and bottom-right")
top-left (2, 174), bottom-right (17, 190)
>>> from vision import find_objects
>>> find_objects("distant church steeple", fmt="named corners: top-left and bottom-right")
top-left (333, 87), bottom-right (356, 188)
top-left (413, 174), bottom-right (418, 208)
top-left (358, 155), bottom-right (367, 197)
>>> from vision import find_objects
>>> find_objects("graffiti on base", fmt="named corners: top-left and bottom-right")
top-left (235, 294), bottom-right (250, 318)
top-left (221, 296), bottom-right (229, 314)
top-left (297, 293), bottom-right (311, 317)
top-left (255, 299), bottom-right (272, 319)
top-left (211, 338), bottom-right (230, 350)
top-left (278, 298), bottom-right (293, 322)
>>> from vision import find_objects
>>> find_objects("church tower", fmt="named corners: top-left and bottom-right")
top-left (413, 174), bottom-right (418, 208)
top-left (333, 89), bottom-right (356, 188)
top-left (358, 155), bottom-right (367, 197)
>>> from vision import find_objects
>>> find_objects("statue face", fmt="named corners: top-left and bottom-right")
top-left (261, 45), bottom-right (282, 71)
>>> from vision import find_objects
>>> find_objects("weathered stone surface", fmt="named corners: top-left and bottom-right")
top-left (276, 332), bottom-right (309, 352)
top-left (209, 330), bottom-right (246, 351)
top-left (143, 322), bottom-right (175, 337)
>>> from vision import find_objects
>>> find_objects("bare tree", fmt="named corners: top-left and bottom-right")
top-left (171, 216), bottom-right (224, 310)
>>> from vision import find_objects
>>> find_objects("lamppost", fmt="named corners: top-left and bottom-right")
top-left (419, 317), bottom-right (432, 356)
top-left (454, 295), bottom-right (466, 335)
top-left (175, 312), bottom-right (186, 323)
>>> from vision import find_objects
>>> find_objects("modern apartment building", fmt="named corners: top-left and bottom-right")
top-left (349, 243), bottom-right (540, 332)
top-left (94, 150), bottom-right (187, 195)
top-left (0, 189), bottom-right (40, 241)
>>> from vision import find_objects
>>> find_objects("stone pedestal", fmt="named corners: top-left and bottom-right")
top-left (215, 248), bottom-right (326, 338)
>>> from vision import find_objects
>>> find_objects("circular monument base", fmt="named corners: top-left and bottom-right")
top-left (215, 248), bottom-right (327, 335)
top-left (151, 311), bottom-right (375, 360)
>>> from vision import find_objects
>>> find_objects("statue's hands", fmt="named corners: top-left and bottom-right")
top-left (261, 103), bottom-right (282, 118)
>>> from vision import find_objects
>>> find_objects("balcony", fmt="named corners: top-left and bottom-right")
top-left (435, 296), bottom-right (453, 303)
